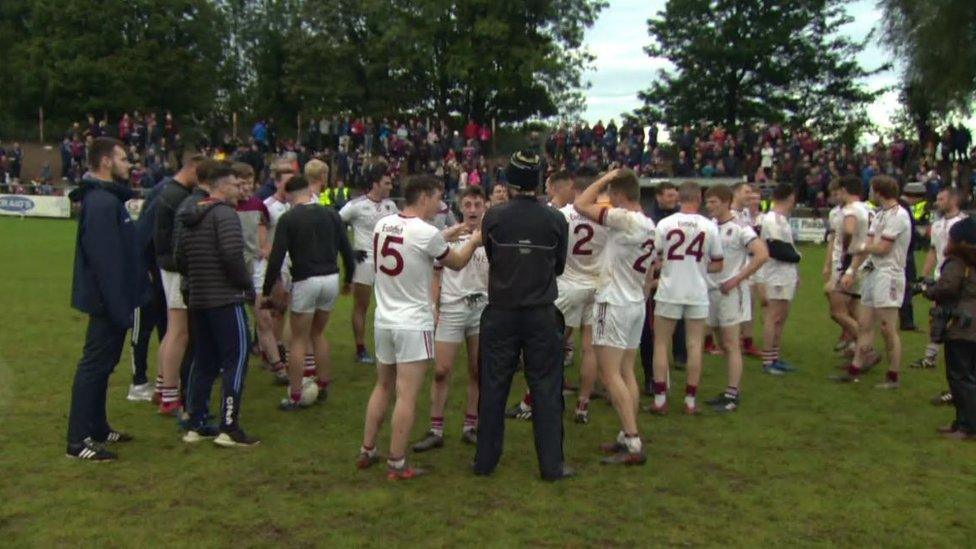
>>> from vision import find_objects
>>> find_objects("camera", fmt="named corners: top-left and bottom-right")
top-left (929, 304), bottom-right (973, 343)
top-left (909, 277), bottom-right (935, 296)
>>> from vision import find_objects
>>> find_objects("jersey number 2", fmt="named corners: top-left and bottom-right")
top-left (373, 234), bottom-right (404, 276)
top-left (572, 223), bottom-right (594, 255)
top-left (665, 229), bottom-right (705, 262)
top-left (633, 239), bottom-right (655, 273)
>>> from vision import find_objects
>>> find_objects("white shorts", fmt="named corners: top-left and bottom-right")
top-left (435, 299), bottom-right (485, 343)
top-left (593, 302), bottom-right (645, 350)
top-left (765, 281), bottom-right (797, 301)
top-left (352, 254), bottom-right (375, 286)
top-left (654, 301), bottom-right (708, 320)
top-left (375, 328), bottom-right (435, 364)
top-left (252, 258), bottom-right (268, 298)
top-left (290, 274), bottom-right (340, 314)
top-left (860, 271), bottom-right (905, 309)
top-left (555, 286), bottom-right (597, 328)
top-left (827, 262), bottom-right (861, 296)
top-left (160, 269), bottom-right (186, 310)
top-left (707, 286), bottom-right (752, 327)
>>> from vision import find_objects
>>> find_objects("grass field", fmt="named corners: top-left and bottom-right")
top-left (2, 216), bottom-right (976, 547)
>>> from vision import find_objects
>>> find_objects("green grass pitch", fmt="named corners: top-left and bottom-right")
top-left (1, 216), bottom-right (975, 546)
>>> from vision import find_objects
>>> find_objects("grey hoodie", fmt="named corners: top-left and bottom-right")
top-left (175, 195), bottom-right (253, 309)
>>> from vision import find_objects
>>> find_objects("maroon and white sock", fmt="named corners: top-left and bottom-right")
top-left (575, 398), bottom-right (589, 412)
top-left (886, 370), bottom-right (899, 383)
top-left (653, 381), bottom-right (667, 407)
top-left (430, 416), bottom-right (444, 437)
top-left (304, 353), bottom-right (316, 377)
top-left (522, 392), bottom-right (534, 408)
top-left (154, 374), bottom-right (164, 393)
top-left (160, 386), bottom-right (179, 405)
top-left (762, 350), bottom-right (775, 367)
top-left (316, 378), bottom-right (330, 391)
top-left (684, 384), bottom-right (697, 407)
top-left (463, 414), bottom-right (478, 431)
top-left (289, 389), bottom-right (302, 404)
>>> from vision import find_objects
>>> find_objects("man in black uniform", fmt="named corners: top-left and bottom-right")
top-left (474, 150), bottom-right (573, 481)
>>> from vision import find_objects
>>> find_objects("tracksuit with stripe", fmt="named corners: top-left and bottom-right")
top-left (175, 193), bottom-right (255, 432)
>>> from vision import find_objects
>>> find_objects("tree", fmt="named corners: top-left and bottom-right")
top-left (880, 0), bottom-right (976, 115)
top-left (3, 0), bottom-right (227, 133)
top-left (638, 0), bottom-right (884, 143)
top-left (281, 0), bottom-right (606, 123)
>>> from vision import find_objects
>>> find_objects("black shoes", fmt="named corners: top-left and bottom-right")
top-left (66, 437), bottom-right (117, 461)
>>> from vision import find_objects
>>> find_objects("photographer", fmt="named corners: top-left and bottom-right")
top-left (923, 217), bottom-right (976, 440)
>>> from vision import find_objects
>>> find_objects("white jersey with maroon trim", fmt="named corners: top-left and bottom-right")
top-left (653, 212), bottom-right (723, 306)
top-left (594, 208), bottom-right (656, 305)
top-left (931, 212), bottom-right (966, 279)
top-left (559, 204), bottom-right (608, 290)
top-left (828, 205), bottom-right (843, 269)
top-left (867, 203), bottom-right (912, 276)
top-left (758, 211), bottom-right (798, 286)
top-left (842, 201), bottom-right (872, 254)
top-left (372, 214), bottom-right (449, 330)
top-left (263, 194), bottom-right (290, 244)
top-left (339, 195), bottom-right (399, 253)
top-left (430, 200), bottom-right (458, 230)
top-left (734, 207), bottom-right (753, 229)
top-left (710, 218), bottom-right (758, 284)
top-left (436, 234), bottom-right (488, 305)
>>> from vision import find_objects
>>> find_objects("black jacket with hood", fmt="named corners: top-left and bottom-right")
top-left (174, 194), bottom-right (253, 309)
top-left (69, 177), bottom-right (143, 327)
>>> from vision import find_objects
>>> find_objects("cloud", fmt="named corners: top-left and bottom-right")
top-left (582, 0), bottom-right (901, 128)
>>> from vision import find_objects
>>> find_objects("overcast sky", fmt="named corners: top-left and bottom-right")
top-left (581, 0), bottom-right (900, 129)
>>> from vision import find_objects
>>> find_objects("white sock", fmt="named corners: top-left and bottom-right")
top-left (925, 343), bottom-right (939, 360)
top-left (360, 445), bottom-right (376, 456)
top-left (684, 394), bottom-right (696, 408)
top-left (625, 435), bottom-right (642, 453)
top-left (387, 457), bottom-right (406, 469)
top-left (654, 394), bottom-right (667, 407)
top-left (616, 430), bottom-right (626, 444)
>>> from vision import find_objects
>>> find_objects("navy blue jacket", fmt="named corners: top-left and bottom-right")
top-left (70, 177), bottom-right (142, 328)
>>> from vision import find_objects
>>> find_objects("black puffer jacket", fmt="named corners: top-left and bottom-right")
top-left (175, 196), bottom-right (253, 309)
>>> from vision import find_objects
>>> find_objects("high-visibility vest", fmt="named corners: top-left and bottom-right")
top-left (911, 200), bottom-right (928, 222)
top-left (319, 187), bottom-right (349, 207)
top-left (760, 199), bottom-right (771, 213)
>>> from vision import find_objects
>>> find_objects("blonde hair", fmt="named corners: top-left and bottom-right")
top-left (305, 158), bottom-right (329, 184)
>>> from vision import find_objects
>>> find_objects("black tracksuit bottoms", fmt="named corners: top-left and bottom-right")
top-left (945, 339), bottom-right (976, 434)
top-left (475, 304), bottom-right (565, 479)
top-left (130, 284), bottom-right (167, 386)
top-left (186, 303), bottom-right (250, 432)
top-left (67, 315), bottom-right (127, 444)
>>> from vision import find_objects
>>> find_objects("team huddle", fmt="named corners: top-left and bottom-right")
top-left (68, 137), bottom-right (934, 475)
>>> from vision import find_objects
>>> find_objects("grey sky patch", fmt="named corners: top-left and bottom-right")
top-left (581, 0), bottom-right (900, 129)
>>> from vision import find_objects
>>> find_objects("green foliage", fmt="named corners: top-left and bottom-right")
top-left (880, 0), bottom-right (976, 115)
top-left (0, 0), bottom-right (605, 137)
top-left (639, 0), bottom-right (884, 144)
top-left (2, 0), bottom-right (226, 134)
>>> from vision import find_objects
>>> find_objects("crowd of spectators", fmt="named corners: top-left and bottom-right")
top-left (5, 109), bottom-right (976, 214)
top-left (543, 119), bottom-right (976, 210)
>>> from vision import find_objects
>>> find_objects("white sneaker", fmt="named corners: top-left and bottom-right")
top-left (126, 383), bottom-right (154, 402)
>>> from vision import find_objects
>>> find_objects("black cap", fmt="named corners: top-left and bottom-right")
top-left (506, 150), bottom-right (542, 191)
top-left (950, 216), bottom-right (976, 246)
